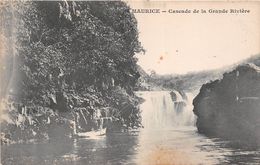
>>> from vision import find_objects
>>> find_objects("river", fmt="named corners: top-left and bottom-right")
top-left (1, 91), bottom-right (260, 165)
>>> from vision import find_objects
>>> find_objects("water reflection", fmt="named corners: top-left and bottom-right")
top-left (2, 91), bottom-right (260, 164)
top-left (60, 133), bottom-right (140, 165)
top-left (2, 127), bottom-right (260, 165)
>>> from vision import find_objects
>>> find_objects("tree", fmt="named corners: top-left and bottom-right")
top-left (1, 1), bottom-right (143, 139)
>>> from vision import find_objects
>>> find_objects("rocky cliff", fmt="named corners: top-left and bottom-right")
top-left (193, 62), bottom-right (260, 147)
top-left (0, 1), bottom-right (143, 144)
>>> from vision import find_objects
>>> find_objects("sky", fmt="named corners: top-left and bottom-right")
top-left (127, 1), bottom-right (260, 75)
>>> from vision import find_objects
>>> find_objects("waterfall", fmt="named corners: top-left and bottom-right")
top-left (136, 91), bottom-right (195, 130)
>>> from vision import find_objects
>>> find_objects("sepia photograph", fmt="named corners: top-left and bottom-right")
top-left (0, 0), bottom-right (260, 164)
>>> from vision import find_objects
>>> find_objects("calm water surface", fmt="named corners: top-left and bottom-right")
top-left (2, 91), bottom-right (260, 165)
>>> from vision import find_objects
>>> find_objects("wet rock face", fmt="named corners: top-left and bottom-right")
top-left (170, 90), bottom-right (187, 114)
top-left (193, 63), bottom-right (260, 146)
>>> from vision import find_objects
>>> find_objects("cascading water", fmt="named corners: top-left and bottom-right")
top-left (136, 91), bottom-right (196, 130)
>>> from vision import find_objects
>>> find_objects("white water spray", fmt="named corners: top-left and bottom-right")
top-left (136, 91), bottom-right (195, 130)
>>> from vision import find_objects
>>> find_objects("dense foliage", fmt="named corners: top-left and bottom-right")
top-left (1, 1), bottom-right (143, 142)
top-left (137, 54), bottom-right (260, 92)
top-left (136, 67), bottom-right (223, 92)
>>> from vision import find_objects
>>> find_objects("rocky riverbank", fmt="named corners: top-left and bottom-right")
top-left (193, 62), bottom-right (260, 147)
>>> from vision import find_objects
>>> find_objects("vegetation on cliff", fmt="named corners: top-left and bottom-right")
top-left (136, 54), bottom-right (260, 92)
top-left (136, 67), bottom-right (223, 92)
top-left (0, 1), bottom-right (143, 143)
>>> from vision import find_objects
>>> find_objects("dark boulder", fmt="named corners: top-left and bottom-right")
top-left (193, 63), bottom-right (260, 147)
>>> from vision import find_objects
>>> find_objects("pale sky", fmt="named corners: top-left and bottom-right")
top-left (127, 1), bottom-right (260, 74)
